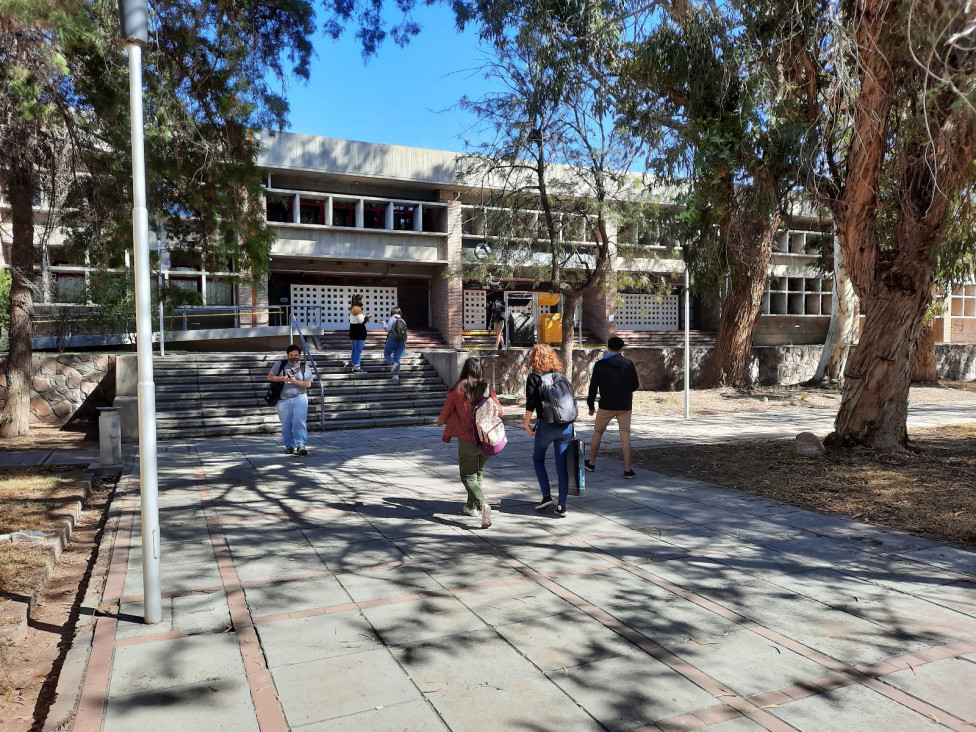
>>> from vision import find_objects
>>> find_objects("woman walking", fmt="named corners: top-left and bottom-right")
top-left (523, 344), bottom-right (575, 517)
top-left (348, 294), bottom-right (373, 373)
top-left (436, 357), bottom-right (501, 528)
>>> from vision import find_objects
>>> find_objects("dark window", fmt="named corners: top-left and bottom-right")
top-left (266, 197), bottom-right (292, 223)
top-left (333, 203), bottom-right (355, 227)
top-left (299, 200), bottom-right (325, 225)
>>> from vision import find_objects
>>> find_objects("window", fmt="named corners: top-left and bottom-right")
top-left (266, 196), bottom-right (292, 223)
top-left (299, 200), bottom-right (325, 225)
top-left (393, 204), bottom-right (415, 230)
top-left (55, 274), bottom-right (86, 304)
top-left (333, 202), bottom-right (355, 227)
top-left (207, 278), bottom-right (235, 306)
top-left (363, 203), bottom-right (385, 229)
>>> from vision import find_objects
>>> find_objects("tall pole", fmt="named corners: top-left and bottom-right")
top-left (120, 0), bottom-right (161, 624)
top-left (684, 264), bottom-right (691, 419)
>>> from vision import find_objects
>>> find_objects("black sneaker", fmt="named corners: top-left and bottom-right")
top-left (584, 460), bottom-right (595, 472)
top-left (534, 497), bottom-right (554, 511)
top-left (296, 447), bottom-right (308, 456)
top-left (623, 469), bottom-right (637, 479)
top-left (554, 504), bottom-right (567, 517)
top-left (284, 447), bottom-right (294, 455)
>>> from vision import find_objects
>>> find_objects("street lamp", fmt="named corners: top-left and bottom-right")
top-left (118, 0), bottom-right (162, 624)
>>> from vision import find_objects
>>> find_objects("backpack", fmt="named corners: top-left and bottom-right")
top-left (264, 359), bottom-right (286, 407)
top-left (391, 316), bottom-right (408, 342)
top-left (539, 371), bottom-right (578, 425)
top-left (474, 388), bottom-right (507, 456)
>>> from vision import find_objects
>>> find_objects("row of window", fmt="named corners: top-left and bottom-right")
top-left (266, 193), bottom-right (447, 233)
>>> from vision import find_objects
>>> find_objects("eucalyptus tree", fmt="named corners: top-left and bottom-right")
top-left (619, 4), bottom-right (809, 388)
top-left (457, 1), bottom-right (646, 379)
top-left (0, 0), bottom-right (315, 437)
top-left (765, 0), bottom-right (976, 449)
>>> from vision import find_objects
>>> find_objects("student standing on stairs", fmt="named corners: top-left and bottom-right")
top-left (268, 344), bottom-right (314, 456)
top-left (383, 306), bottom-right (408, 383)
top-left (348, 294), bottom-right (373, 373)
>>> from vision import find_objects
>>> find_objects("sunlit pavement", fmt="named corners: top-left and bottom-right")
top-left (41, 405), bottom-right (976, 731)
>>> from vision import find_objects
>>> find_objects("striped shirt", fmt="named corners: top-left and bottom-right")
top-left (437, 384), bottom-right (501, 444)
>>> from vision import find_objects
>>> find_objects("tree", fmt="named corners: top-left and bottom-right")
top-left (770, 0), bottom-right (976, 448)
top-left (620, 5), bottom-right (806, 387)
top-left (0, 4), bottom-right (78, 437)
top-left (0, 0), bottom-right (315, 436)
top-left (458, 2), bottom-right (645, 379)
top-left (808, 235), bottom-right (859, 385)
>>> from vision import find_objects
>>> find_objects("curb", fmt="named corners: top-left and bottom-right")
top-left (41, 469), bottom-right (129, 732)
top-left (0, 469), bottom-right (94, 647)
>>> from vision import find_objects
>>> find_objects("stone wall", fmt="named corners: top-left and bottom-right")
top-left (0, 354), bottom-right (116, 426)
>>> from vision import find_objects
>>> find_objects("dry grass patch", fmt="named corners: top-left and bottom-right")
top-left (0, 468), bottom-right (89, 595)
top-left (629, 423), bottom-right (976, 548)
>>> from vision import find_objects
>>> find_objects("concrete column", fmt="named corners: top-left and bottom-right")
top-left (293, 192), bottom-right (300, 224)
top-left (414, 204), bottom-right (423, 232)
top-left (386, 201), bottom-right (394, 229)
top-left (325, 195), bottom-right (333, 226)
top-left (355, 199), bottom-right (364, 228)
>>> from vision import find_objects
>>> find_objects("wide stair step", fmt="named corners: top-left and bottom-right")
top-left (149, 350), bottom-right (448, 439)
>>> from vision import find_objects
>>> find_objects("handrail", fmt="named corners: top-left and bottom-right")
top-left (289, 317), bottom-right (325, 432)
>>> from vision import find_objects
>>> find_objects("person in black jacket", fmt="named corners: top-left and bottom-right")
top-left (586, 336), bottom-right (641, 478)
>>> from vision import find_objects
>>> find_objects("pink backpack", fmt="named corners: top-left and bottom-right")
top-left (475, 390), bottom-right (507, 456)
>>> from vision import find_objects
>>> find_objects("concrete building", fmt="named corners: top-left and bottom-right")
top-left (3, 130), bottom-right (976, 349)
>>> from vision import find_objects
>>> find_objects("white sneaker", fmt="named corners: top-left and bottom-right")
top-left (481, 502), bottom-right (492, 528)
top-left (389, 375), bottom-right (399, 383)
top-left (462, 505), bottom-right (478, 517)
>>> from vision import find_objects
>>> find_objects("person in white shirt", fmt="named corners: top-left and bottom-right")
top-left (383, 306), bottom-right (408, 383)
top-left (267, 344), bottom-right (314, 455)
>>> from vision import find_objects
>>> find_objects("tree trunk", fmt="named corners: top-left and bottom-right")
top-left (831, 284), bottom-right (932, 450)
top-left (0, 170), bottom-right (37, 438)
top-left (912, 322), bottom-right (938, 383)
top-left (698, 218), bottom-right (778, 388)
top-left (558, 292), bottom-right (579, 383)
top-left (810, 237), bottom-right (858, 384)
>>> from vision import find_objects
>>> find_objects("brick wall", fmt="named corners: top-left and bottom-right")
top-left (433, 191), bottom-right (464, 348)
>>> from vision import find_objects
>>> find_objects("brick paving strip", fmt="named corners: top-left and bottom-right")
top-left (65, 429), bottom-right (976, 731)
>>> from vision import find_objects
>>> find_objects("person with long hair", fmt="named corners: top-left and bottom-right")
top-left (436, 357), bottom-right (501, 528)
top-left (348, 294), bottom-right (373, 373)
top-left (523, 344), bottom-right (575, 517)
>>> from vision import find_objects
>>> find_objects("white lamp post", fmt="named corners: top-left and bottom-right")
top-left (118, 0), bottom-right (162, 624)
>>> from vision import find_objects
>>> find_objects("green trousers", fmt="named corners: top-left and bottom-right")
top-left (457, 439), bottom-right (490, 509)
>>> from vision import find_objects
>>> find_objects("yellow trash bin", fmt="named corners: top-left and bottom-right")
top-left (539, 313), bottom-right (563, 343)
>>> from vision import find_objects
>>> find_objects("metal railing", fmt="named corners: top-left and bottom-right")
top-left (289, 317), bottom-right (326, 431)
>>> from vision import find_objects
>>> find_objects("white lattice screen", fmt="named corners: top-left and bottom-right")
top-left (290, 285), bottom-right (398, 329)
top-left (463, 290), bottom-right (488, 330)
top-left (617, 293), bottom-right (679, 331)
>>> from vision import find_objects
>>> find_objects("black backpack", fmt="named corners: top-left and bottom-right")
top-left (391, 316), bottom-right (408, 342)
top-left (539, 371), bottom-right (578, 425)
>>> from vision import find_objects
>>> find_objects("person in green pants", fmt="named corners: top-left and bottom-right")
top-left (436, 358), bottom-right (502, 529)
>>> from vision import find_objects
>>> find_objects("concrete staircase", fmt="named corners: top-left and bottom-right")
top-left (151, 351), bottom-right (448, 439)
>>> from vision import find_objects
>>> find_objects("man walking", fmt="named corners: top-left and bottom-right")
top-left (585, 336), bottom-right (640, 478)
top-left (268, 345), bottom-right (314, 455)
top-left (383, 306), bottom-right (408, 383)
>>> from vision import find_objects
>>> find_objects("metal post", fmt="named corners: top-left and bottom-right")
top-left (684, 265), bottom-right (691, 420)
top-left (120, 0), bottom-right (162, 624)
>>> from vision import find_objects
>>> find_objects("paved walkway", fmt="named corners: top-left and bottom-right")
top-left (28, 404), bottom-right (976, 731)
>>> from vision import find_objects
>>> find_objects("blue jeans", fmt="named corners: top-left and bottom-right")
top-left (350, 339), bottom-right (366, 366)
top-left (384, 337), bottom-right (406, 373)
top-left (532, 421), bottom-right (573, 505)
top-left (276, 393), bottom-right (308, 448)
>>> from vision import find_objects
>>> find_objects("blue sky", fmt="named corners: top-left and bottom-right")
top-left (282, 7), bottom-right (493, 153)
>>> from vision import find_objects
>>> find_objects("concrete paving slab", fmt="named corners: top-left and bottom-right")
top-left (172, 591), bottom-right (232, 635)
top-left (108, 633), bottom-right (245, 697)
top-left (292, 699), bottom-right (446, 731)
top-left (244, 575), bottom-right (352, 618)
top-left (394, 628), bottom-right (539, 693)
top-left (454, 581), bottom-right (577, 626)
top-left (547, 651), bottom-right (718, 731)
top-left (360, 595), bottom-right (489, 646)
top-left (229, 549), bottom-right (328, 583)
top-left (494, 612), bottom-right (646, 672)
top-left (256, 609), bottom-right (382, 668)
top-left (428, 675), bottom-right (604, 731)
top-left (768, 683), bottom-right (941, 731)
top-left (271, 648), bottom-right (420, 728)
top-left (102, 675), bottom-right (258, 732)
top-left (881, 657), bottom-right (976, 720)
top-left (698, 717), bottom-right (766, 731)
top-left (420, 553), bottom-right (527, 589)
top-left (336, 565), bottom-right (442, 603)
